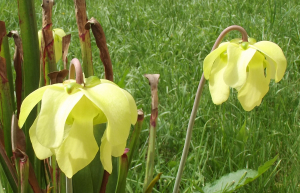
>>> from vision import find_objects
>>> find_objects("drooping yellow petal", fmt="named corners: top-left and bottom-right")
top-left (80, 83), bottom-right (132, 146)
top-left (18, 85), bottom-right (60, 128)
top-left (224, 43), bottom-right (256, 89)
top-left (251, 41), bottom-right (287, 82)
top-left (29, 116), bottom-right (53, 159)
top-left (100, 135), bottom-right (112, 174)
top-left (121, 89), bottom-right (137, 125)
top-left (209, 55), bottom-right (230, 104)
top-left (36, 87), bottom-right (83, 148)
top-left (93, 111), bottom-right (107, 125)
top-left (111, 142), bottom-right (127, 157)
top-left (56, 96), bottom-right (99, 178)
top-left (203, 42), bottom-right (230, 79)
top-left (238, 52), bottom-right (270, 111)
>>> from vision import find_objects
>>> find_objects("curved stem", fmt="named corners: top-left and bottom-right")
top-left (172, 25), bottom-right (248, 193)
top-left (69, 58), bottom-right (84, 84)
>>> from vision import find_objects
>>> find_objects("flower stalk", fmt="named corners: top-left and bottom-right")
top-left (69, 58), bottom-right (84, 84)
top-left (100, 171), bottom-right (110, 193)
top-left (172, 25), bottom-right (248, 193)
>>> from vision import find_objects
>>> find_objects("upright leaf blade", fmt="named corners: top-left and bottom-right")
top-left (73, 0), bottom-right (93, 77)
top-left (127, 110), bottom-right (144, 169)
top-left (0, 21), bottom-right (14, 158)
top-left (7, 31), bottom-right (24, 119)
top-left (0, 21), bottom-right (15, 113)
top-left (143, 74), bottom-right (160, 192)
top-left (0, 145), bottom-right (18, 193)
top-left (17, 0), bottom-right (42, 187)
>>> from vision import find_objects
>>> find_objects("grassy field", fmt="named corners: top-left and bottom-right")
top-left (1, 0), bottom-right (300, 192)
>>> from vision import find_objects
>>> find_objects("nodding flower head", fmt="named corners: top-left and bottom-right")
top-left (19, 75), bottom-right (137, 178)
top-left (203, 38), bottom-right (286, 111)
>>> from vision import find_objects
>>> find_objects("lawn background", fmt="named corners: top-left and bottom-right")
top-left (1, 0), bottom-right (300, 192)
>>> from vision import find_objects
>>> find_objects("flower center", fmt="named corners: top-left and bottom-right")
top-left (241, 42), bottom-right (249, 50)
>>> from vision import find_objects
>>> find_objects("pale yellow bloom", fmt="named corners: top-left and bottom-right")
top-left (203, 39), bottom-right (286, 111)
top-left (19, 77), bottom-right (137, 178)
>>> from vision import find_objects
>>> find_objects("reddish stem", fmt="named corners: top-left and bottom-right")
top-left (69, 58), bottom-right (84, 84)
top-left (99, 171), bottom-right (110, 193)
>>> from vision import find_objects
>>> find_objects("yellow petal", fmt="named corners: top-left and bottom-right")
top-left (93, 111), bottom-right (107, 125)
top-left (203, 42), bottom-right (230, 79)
top-left (209, 55), bottom-right (230, 104)
top-left (99, 79), bottom-right (117, 85)
top-left (100, 135), bottom-right (112, 174)
top-left (238, 52), bottom-right (270, 111)
top-left (56, 96), bottom-right (99, 178)
top-left (224, 43), bottom-right (256, 89)
top-left (111, 142), bottom-right (127, 157)
top-left (80, 83), bottom-right (132, 146)
top-left (121, 89), bottom-right (137, 125)
top-left (29, 116), bottom-right (53, 159)
top-left (18, 85), bottom-right (60, 128)
top-left (251, 41), bottom-right (287, 82)
top-left (36, 87), bottom-right (83, 148)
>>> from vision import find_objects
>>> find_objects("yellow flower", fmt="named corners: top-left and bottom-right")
top-left (203, 39), bottom-right (286, 111)
top-left (18, 76), bottom-right (137, 178)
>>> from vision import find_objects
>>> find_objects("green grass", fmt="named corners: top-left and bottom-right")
top-left (1, 0), bottom-right (300, 192)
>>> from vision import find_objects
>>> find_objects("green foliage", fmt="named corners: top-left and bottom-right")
top-left (203, 155), bottom-right (278, 193)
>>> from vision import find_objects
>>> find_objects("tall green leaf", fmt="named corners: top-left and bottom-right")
top-left (17, 0), bottom-right (42, 187)
top-left (0, 21), bottom-right (14, 158)
top-left (0, 21), bottom-right (15, 113)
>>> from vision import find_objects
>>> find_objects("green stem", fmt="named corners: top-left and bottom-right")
top-left (66, 177), bottom-right (73, 193)
top-left (51, 155), bottom-right (58, 193)
top-left (172, 25), bottom-right (248, 193)
top-left (60, 172), bottom-right (66, 193)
